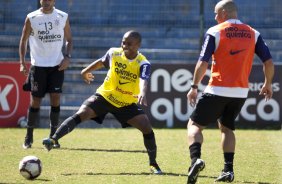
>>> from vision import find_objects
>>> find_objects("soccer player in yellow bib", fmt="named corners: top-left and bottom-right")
top-left (43, 30), bottom-right (162, 174)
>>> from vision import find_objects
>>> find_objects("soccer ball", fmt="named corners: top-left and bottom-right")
top-left (17, 116), bottom-right (28, 128)
top-left (19, 156), bottom-right (42, 180)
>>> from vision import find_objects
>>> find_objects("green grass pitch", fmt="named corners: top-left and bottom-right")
top-left (0, 128), bottom-right (281, 183)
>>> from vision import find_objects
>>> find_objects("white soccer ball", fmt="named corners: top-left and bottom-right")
top-left (17, 116), bottom-right (28, 128)
top-left (19, 156), bottom-right (42, 180)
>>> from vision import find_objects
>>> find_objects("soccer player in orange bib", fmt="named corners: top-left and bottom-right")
top-left (43, 30), bottom-right (162, 174)
top-left (186, 1), bottom-right (274, 183)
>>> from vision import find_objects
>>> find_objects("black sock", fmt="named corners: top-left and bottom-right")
top-left (26, 127), bottom-right (34, 140)
top-left (52, 114), bottom-right (81, 141)
top-left (223, 152), bottom-right (234, 172)
top-left (49, 106), bottom-right (60, 137)
top-left (143, 131), bottom-right (157, 165)
top-left (26, 107), bottom-right (40, 139)
top-left (189, 142), bottom-right (201, 165)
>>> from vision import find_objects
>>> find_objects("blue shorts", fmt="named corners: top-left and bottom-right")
top-left (83, 94), bottom-right (145, 128)
top-left (190, 93), bottom-right (246, 130)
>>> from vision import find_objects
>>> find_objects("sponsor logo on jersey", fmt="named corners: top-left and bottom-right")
top-left (107, 94), bottom-right (131, 107)
top-left (225, 27), bottom-right (252, 39)
top-left (114, 61), bottom-right (137, 82)
top-left (54, 19), bottom-right (60, 26)
top-left (116, 86), bottom-right (133, 95)
top-left (229, 49), bottom-right (246, 55)
top-left (37, 21), bottom-right (62, 43)
top-left (118, 81), bottom-right (130, 85)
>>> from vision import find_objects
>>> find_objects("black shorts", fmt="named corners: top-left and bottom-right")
top-left (23, 65), bottom-right (64, 98)
top-left (190, 93), bottom-right (246, 130)
top-left (83, 94), bottom-right (145, 128)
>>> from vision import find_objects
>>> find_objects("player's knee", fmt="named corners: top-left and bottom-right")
top-left (219, 124), bottom-right (233, 133)
top-left (76, 106), bottom-right (95, 121)
top-left (138, 121), bottom-right (152, 134)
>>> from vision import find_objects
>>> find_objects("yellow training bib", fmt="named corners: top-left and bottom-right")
top-left (97, 48), bottom-right (149, 107)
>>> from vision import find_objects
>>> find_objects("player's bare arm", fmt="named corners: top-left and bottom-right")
top-left (59, 17), bottom-right (73, 71)
top-left (19, 17), bottom-right (32, 76)
top-left (259, 59), bottom-right (275, 101)
top-left (187, 60), bottom-right (208, 107)
top-left (81, 59), bottom-right (104, 84)
top-left (138, 79), bottom-right (149, 106)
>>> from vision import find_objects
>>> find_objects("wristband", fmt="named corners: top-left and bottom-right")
top-left (191, 84), bottom-right (198, 89)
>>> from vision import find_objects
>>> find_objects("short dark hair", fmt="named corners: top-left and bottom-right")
top-left (127, 30), bottom-right (142, 43)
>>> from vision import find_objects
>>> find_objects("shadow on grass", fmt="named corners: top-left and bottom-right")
top-left (34, 146), bottom-right (146, 153)
top-left (62, 172), bottom-right (189, 177)
top-left (60, 147), bottom-right (147, 153)
top-left (199, 175), bottom-right (217, 180)
top-left (62, 172), bottom-right (218, 178)
top-left (35, 178), bottom-right (52, 182)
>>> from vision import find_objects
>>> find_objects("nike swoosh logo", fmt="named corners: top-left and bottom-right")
top-left (229, 49), bottom-right (246, 55)
top-left (119, 80), bottom-right (130, 85)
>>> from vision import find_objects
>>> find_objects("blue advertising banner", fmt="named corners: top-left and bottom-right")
top-left (144, 63), bottom-right (281, 129)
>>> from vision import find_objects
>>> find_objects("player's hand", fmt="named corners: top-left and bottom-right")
top-left (58, 58), bottom-right (70, 71)
top-left (20, 63), bottom-right (28, 76)
top-left (82, 72), bottom-right (94, 84)
top-left (259, 83), bottom-right (273, 101)
top-left (187, 89), bottom-right (198, 107)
